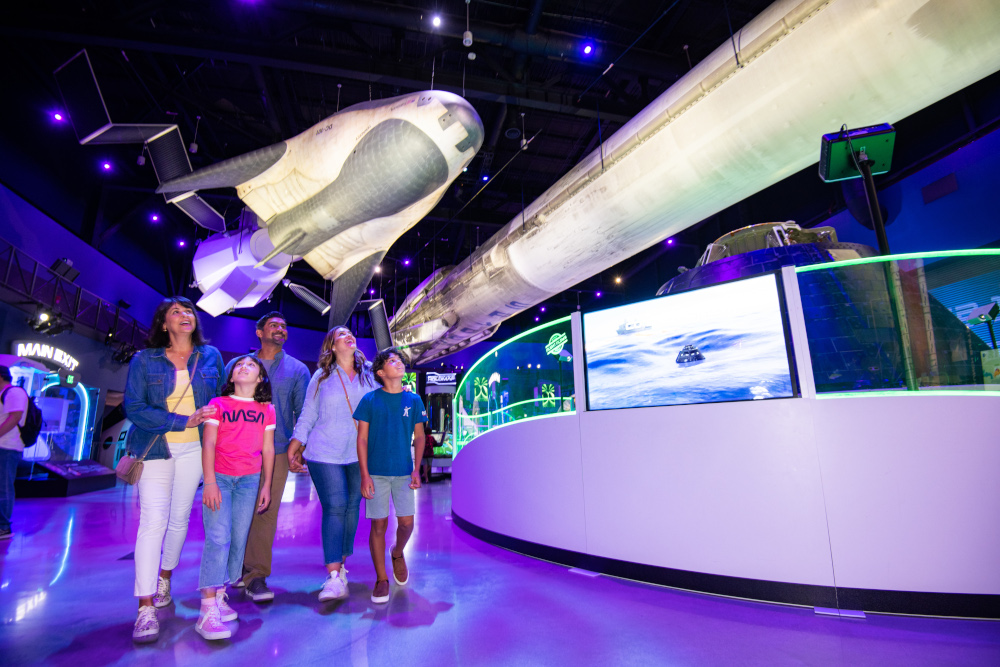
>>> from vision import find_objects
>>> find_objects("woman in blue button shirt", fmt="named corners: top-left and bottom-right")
top-left (124, 297), bottom-right (224, 643)
top-left (288, 326), bottom-right (376, 603)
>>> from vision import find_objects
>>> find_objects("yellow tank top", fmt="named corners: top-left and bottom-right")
top-left (165, 369), bottom-right (201, 443)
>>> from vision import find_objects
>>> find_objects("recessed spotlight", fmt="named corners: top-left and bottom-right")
top-left (178, 240), bottom-right (186, 248)
top-left (151, 214), bottom-right (159, 222)
top-left (102, 162), bottom-right (112, 171)
top-left (540, 306), bottom-right (546, 312)
top-left (432, 15), bottom-right (442, 28)
top-left (667, 238), bottom-right (674, 245)
top-left (482, 175), bottom-right (489, 182)
top-left (369, 288), bottom-right (375, 295)
top-left (403, 259), bottom-right (411, 266)
top-left (535, 317), bottom-right (539, 322)
top-left (615, 276), bottom-right (622, 284)
top-left (375, 265), bottom-right (381, 273)
top-left (596, 291), bottom-right (602, 298)
top-left (582, 42), bottom-right (594, 56)
top-left (53, 112), bottom-right (64, 121)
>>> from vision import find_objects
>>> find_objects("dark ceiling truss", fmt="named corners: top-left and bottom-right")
top-left (5, 0), bottom-right (998, 339)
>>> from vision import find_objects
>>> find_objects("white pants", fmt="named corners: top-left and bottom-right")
top-left (134, 440), bottom-right (203, 597)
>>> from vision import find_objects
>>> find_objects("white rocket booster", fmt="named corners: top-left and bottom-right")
top-left (390, 0), bottom-right (1000, 364)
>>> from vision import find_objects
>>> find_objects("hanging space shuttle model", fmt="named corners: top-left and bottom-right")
top-left (391, 0), bottom-right (1000, 364)
top-left (54, 50), bottom-right (484, 322)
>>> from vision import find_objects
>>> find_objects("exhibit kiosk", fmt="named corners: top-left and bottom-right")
top-left (450, 250), bottom-right (1000, 618)
top-left (5, 340), bottom-right (112, 496)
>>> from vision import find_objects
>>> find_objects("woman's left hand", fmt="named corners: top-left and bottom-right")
top-left (257, 488), bottom-right (271, 513)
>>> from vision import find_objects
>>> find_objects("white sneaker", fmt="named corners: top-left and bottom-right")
top-left (216, 590), bottom-right (238, 621)
top-left (318, 572), bottom-right (348, 601)
top-left (133, 605), bottom-right (159, 642)
top-left (195, 604), bottom-right (231, 641)
top-left (152, 576), bottom-right (172, 608)
top-left (339, 565), bottom-right (349, 586)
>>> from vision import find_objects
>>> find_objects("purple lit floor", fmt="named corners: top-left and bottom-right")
top-left (1, 476), bottom-right (998, 666)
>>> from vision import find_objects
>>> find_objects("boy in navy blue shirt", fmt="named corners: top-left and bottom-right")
top-left (353, 348), bottom-right (427, 604)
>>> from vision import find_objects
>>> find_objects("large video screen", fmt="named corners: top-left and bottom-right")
top-left (584, 274), bottom-right (796, 410)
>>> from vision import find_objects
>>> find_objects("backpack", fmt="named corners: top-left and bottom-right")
top-left (2, 386), bottom-right (43, 446)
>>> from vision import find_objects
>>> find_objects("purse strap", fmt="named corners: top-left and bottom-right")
top-left (334, 366), bottom-right (359, 432)
top-left (136, 352), bottom-right (201, 462)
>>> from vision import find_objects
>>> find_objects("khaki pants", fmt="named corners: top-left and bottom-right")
top-left (241, 452), bottom-right (289, 584)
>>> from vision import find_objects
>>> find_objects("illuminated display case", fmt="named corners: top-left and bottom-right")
top-left (453, 316), bottom-right (575, 455)
top-left (795, 249), bottom-right (1000, 396)
top-left (9, 365), bottom-right (100, 463)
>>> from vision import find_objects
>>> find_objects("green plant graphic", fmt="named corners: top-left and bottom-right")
top-left (403, 372), bottom-right (417, 392)
top-left (541, 383), bottom-right (556, 407)
top-left (474, 376), bottom-right (488, 401)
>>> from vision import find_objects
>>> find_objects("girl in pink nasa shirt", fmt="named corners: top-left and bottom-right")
top-left (196, 355), bottom-right (276, 641)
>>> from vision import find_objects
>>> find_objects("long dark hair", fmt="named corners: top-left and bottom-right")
top-left (221, 355), bottom-right (272, 403)
top-left (145, 297), bottom-right (207, 348)
top-left (315, 326), bottom-right (375, 396)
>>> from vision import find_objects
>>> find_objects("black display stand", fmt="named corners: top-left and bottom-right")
top-left (15, 460), bottom-right (116, 497)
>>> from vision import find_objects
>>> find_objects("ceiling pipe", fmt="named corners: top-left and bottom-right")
top-left (512, 0), bottom-right (547, 82)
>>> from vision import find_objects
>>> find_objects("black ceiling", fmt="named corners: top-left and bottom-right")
top-left (3, 1), bottom-right (1000, 347)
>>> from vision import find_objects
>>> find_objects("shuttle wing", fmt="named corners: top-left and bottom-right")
top-left (156, 142), bottom-right (288, 194)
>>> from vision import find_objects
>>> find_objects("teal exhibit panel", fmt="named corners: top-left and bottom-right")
top-left (451, 254), bottom-right (1000, 618)
top-left (453, 316), bottom-right (575, 456)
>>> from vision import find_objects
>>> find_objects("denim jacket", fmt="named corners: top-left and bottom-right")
top-left (124, 345), bottom-right (225, 461)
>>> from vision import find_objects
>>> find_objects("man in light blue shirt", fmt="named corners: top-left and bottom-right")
top-left (225, 311), bottom-right (309, 601)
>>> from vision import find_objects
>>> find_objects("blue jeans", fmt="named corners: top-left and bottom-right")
top-left (0, 448), bottom-right (21, 531)
top-left (199, 472), bottom-right (259, 589)
top-left (307, 461), bottom-right (361, 565)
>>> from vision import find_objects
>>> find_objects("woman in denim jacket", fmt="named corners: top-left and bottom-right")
top-left (124, 297), bottom-right (224, 643)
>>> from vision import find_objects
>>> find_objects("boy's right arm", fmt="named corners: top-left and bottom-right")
top-left (357, 420), bottom-right (374, 499)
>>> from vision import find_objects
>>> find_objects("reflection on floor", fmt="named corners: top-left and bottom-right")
top-left (1, 475), bottom-right (998, 666)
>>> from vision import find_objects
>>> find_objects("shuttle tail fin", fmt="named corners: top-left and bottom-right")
top-left (326, 251), bottom-right (387, 328)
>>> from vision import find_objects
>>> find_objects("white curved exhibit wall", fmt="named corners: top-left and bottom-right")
top-left (452, 394), bottom-right (1000, 612)
top-left (451, 259), bottom-right (1000, 618)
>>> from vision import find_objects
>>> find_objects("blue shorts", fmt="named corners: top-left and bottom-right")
top-left (366, 475), bottom-right (415, 519)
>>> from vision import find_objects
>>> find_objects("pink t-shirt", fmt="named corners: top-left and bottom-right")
top-left (204, 395), bottom-right (276, 476)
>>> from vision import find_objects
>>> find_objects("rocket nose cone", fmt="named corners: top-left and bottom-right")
top-left (442, 100), bottom-right (485, 154)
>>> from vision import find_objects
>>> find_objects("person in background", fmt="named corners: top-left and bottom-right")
top-left (287, 326), bottom-right (376, 603)
top-left (124, 297), bottom-right (224, 643)
top-left (225, 311), bottom-right (309, 602)
top-left (420, 431), bottom-right (438, 484)
top-left (0, 366), bottom-right (27, 540)
top-left (355, 348), bottom-right (428, 604)
top-left (196, 355), bottom-right (275, 640)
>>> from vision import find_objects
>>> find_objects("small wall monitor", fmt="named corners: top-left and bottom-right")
top-left (583, 273), bottom-right (796, 410)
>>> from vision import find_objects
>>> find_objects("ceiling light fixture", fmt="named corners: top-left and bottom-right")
top-left (432, 15), bottom-right (441, 28)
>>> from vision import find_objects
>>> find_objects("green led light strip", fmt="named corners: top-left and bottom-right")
top-left (795, 249), bottom-right (1000, 273)
top-left (454, 315), bottom-right (572, 399)
top-left (458, 397), bottom-right (574, 420)
top-left (456, 411), bottom-right (577, 447)
top-left (817, 390), bottom-right (1000, 399)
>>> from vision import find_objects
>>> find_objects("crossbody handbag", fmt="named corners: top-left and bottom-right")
top-left (334, 366), bottom-right (359, 433)
top-left (115, 353), bottom-right (200, 485)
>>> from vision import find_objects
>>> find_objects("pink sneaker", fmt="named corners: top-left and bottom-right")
top-left (216, 590), bottom-right (238, 621)
top-left (195, 604), bottom-right (231, 641)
